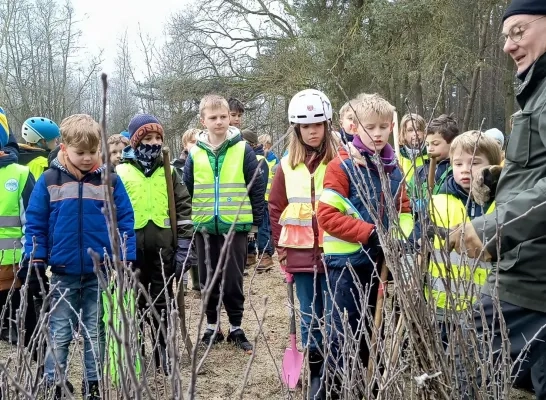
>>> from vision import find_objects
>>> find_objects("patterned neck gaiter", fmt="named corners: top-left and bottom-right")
top-left (134, 143), bottom-right (162, 173)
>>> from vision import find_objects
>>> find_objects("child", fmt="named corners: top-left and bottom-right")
top-left (172, 128), bottom-right (201, 296)
top-left (0, 109), bottom-right (35, 346)
top-left (338, 100), bottom-right (356, 144)
top-left (258, 133), bottom-right (280, 167)
top-left (107, 134), bottom-right (129, 166)
top-left (484, 128), bottom-right (505, 165)
top-left (21, 114), bottom-right (136, 399)
top-left (228, 97), bottom-right (245, 129)
top-left (18, 117), bottom-right (60, 179)
top-left (317, 93), bottom-right (411, 398)
top-left (241, 128), bottom-right (272, 272)
top-left (116, 114), bottom-right (194, 372)
top-left (269, 89), bottom-right (336, 396)
top-left (183, 95), bottom-right (265, 354)
top-left (398, 113), bottom-right (428, 185)
top-left (424, 131), bottom-right (501, 340)
top-left (413, 114), bottom-right (460, 196)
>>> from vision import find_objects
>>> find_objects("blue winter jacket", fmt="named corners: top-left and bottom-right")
top-left (324, 154), bottom-right (405, 269)
top-left (22, 158), bottom-right (136, 276)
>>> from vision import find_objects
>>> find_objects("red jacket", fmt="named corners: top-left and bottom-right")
top-left (269, 152), bottom-right (325, 274)
top-left (317, 148), bottom-right (411, 245)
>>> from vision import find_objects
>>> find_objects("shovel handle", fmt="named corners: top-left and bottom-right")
top-left (286, 273), bottom-right (297, 335)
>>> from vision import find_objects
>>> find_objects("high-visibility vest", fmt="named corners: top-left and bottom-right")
top-left (256, 155), bottom-right (272, 202)
top-left (191, 141), bottom-right (253, 229)
top-left (426, 194), bottom-right (495, 311)
top-left (320, 189), bottom-right (414, 255)
top-left (0, 163), bottom-right (30, 266)
top-left (26, 156), bottom-right (48, 180)
top-left (398, 153), bottom-right (427, 184)
top-left (116, 163), bottom-right (170, 230)
top-left (278, 157), bottom-right (326, 249)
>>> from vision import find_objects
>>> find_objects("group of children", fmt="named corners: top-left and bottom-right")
top-left (0, 84), bottom-right (506, 399)
top-left (267, 89), bottom-right (506, 399)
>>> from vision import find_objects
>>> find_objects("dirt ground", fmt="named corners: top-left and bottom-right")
top-left (0, 257), bottom-right (537, 399)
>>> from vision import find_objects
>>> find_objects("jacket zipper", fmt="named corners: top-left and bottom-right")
top-left (214, 156), bottom-right (219, 235)
top-left (79, 181), bottom-right (84, 274)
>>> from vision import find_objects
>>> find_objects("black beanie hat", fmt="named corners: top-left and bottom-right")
top-left (504, 0), bottom-right (546, 22)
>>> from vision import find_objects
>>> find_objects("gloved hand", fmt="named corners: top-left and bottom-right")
top-left (175, 238), bottom-right (195, 280)
top-left (472, 165), bottom-right (503, 206)
top-left (23, 261), bottom-right (48, 296)
top-left (367, 229), bottom-right (381, 250)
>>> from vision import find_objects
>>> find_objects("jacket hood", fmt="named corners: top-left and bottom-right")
top-left (18, 143), bottom-right (48, 165)
top-left (122, 145), bottom-right (135, 160)
top-left (253, 144), bottom-right (265, 156)
top-left (196, 126), bottom-right (242, 153)
top-left (0, 149), bottom-right (18, 168)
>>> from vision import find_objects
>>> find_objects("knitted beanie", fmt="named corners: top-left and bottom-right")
top-left (504, 0), bottom-right (546, 21)
top-left (128, 114), bottom-right (164, 148)
top-left (241, 128), bottom-right (258, 145)
top-left (0, 107), bottom-right (9, 149)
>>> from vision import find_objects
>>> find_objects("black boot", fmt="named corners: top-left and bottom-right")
top-left (308, 350), bottom-right (324, 400)
top-left (154, 344), bottom-right (169, 375)
top-left (190, 265), bottom-right (200, 292)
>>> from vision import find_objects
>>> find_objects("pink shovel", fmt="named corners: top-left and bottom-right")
top-left (281, 272), bottom-right (304, 389)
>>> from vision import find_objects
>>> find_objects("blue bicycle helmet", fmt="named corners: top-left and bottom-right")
top-left (22, 117), bottom-right (60, 143)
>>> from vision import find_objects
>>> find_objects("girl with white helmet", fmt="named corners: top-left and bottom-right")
top-left (269, 88), bottom-right (336, 398)
top-left (19, 117), bottom-right (60, 179)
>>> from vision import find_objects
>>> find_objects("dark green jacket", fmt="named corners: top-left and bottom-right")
top-left (475, 53), bottom-right (546, 312)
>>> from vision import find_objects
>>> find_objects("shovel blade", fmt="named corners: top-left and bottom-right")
top-left (282, 346), bottom-right (304, 389)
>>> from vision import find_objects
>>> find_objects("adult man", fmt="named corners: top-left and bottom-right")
top-left (449, 0), bottom-right (546, 396)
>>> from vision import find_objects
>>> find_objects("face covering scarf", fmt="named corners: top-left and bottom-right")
top-left (134, 143), bottom-right (162, 173)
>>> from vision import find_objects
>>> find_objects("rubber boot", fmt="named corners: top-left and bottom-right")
top-left (308, 350), bottom-right (324, 400)
top-left (190, 265), bottom-right (200, 292)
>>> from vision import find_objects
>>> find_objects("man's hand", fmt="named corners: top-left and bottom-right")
top-left (472, 165), bottom-right (503, 206)
top-left (448, 222), bottom-right (492, 261)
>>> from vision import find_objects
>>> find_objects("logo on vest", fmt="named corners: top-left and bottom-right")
top-left (4, 179), bottom-right (18, 192)
top-left (227, 197), bottom-right (232, 202)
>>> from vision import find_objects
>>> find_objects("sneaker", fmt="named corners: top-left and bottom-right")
top-left (201, 328), bottom-right (225, 346)
top-left (256, 254), bottom-right (274, 273)
top-left (246, 254), bottom-right (257, 266)
top-left (227, 329), bottom-right (253, 354)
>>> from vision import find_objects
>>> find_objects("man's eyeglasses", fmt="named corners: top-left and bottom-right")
top-left (501, 15), bottom-right (546, 44)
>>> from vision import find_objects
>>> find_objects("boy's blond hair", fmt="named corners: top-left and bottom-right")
top-left (400, 113), bottom-right (426, 146)
top-left (339, 101), bottom-right (355, 121)
top-left (107, 134), bottom-right (129, 147)
top-left (351, 93), bottom-right (395, 125)
top-left (199, 95), bottom-right (229, 117)
top-left (60, 114), bottom-right (101, 150)
top-left (449, 130), bottom-right (502, 166)
top-left (258, 134), bottom-right (272, 146)
top-left (182, 128), bottom-right (200, 148)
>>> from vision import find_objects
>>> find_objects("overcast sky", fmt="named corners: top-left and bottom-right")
top-left (73, 0), bottom-right (188, 75)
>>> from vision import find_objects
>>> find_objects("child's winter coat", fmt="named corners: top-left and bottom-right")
top-left (22, 156), bottom-right (136, 277)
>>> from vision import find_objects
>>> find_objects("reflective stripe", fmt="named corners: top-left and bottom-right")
top-left (194, 184), bottom-right (215, 189)
top-left (0, 238), bottom-right (22, 248)
top-left (217, 201), bottom-right (252, 207)
top-left (194, 192), bottom-right (247, 199)
top-left (430, 249), bottom-right (462, 265)
top-left (177, 220), bottom-right (193, 226)
top-left (279, 218), bottom-right (313, 226)
top-left (48, 183), bottom-right (106, 202)
top-left (323, 236), bottom-right (355, 245)
top-left (0, 216), bottom-right (21, 227)
top-left (287, 196), bottom-right (312, 203)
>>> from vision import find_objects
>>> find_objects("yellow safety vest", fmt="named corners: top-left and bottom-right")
top-left (256, 155), bottom-right (272, 202)
top-left (278, 157), bottom-right (326, 249)
top-left (0, 163), bottom-right (30, 266)
top-left (320, 189), bottom-right (414, 255)
top-left (116, 163), bottom-right (170, 230)
top-left (398, 153), bottom-right (427, 184)
top-left (26, 156), bottom-right (48, 180)
top-left (427, 194), bottom-right (495, 312)
top-left (191, 142), bottom-right (253, 231)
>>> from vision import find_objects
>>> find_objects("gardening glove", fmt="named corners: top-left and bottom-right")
top-left (175, 238), bottom-right (194, 280)
top-left (472, 165), bottom-right (503, 206)
top-left (448, 222), bottom-right (492, 262)
top-left (19, 260), bottom-right (48, 296)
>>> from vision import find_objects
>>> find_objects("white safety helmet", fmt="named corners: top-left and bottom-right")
top-left (288, 89), bottom-right (333, 124)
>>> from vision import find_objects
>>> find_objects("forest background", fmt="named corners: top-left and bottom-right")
top-left (0, 0), bottom-right (515, 153)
